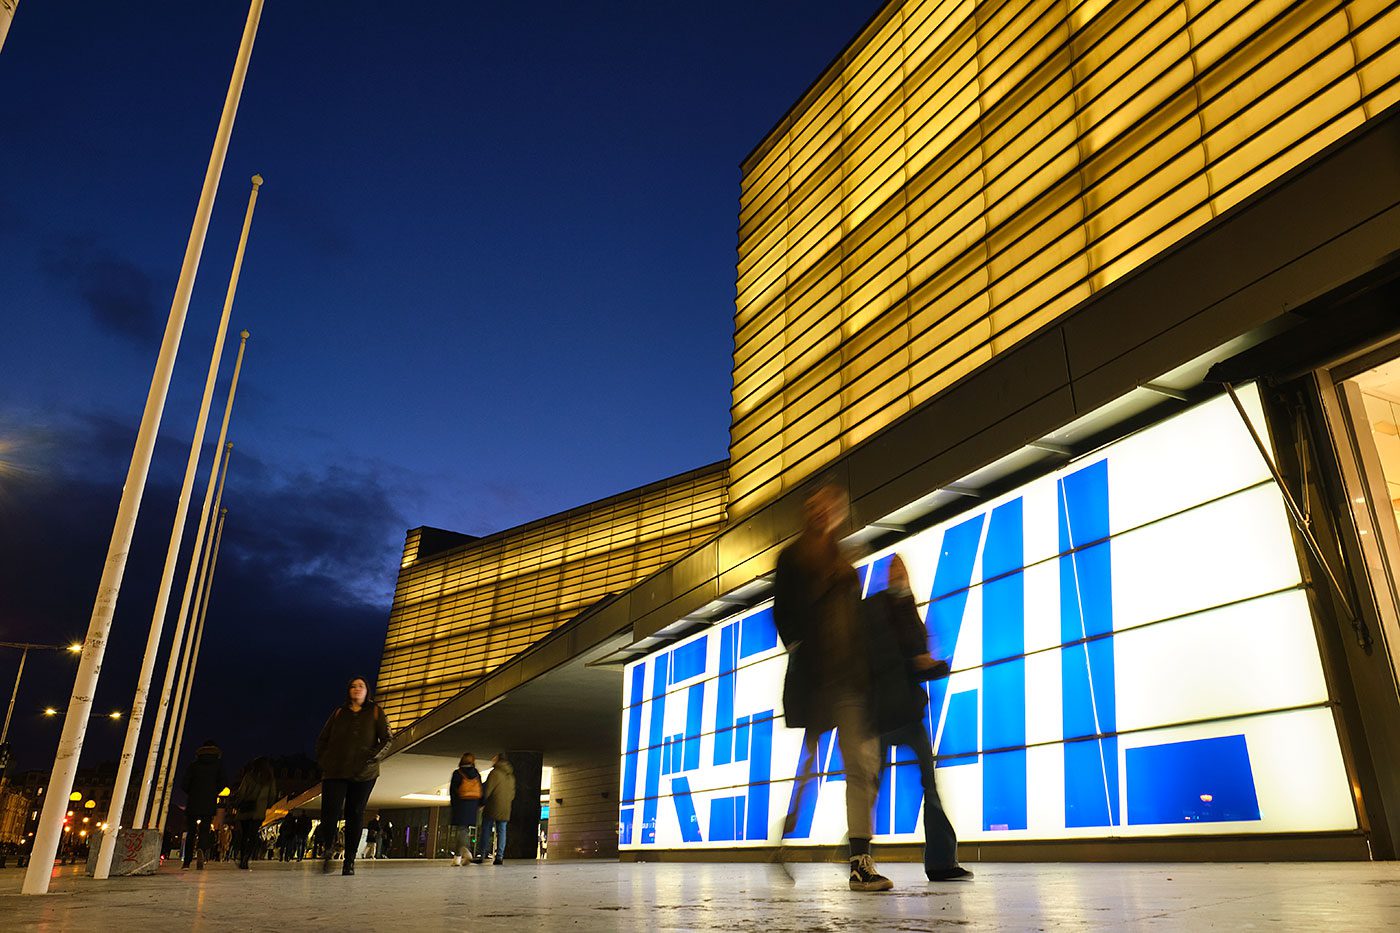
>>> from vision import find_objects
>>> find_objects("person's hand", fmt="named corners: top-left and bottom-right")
top-left (913, 653), bottom-right (936, 671)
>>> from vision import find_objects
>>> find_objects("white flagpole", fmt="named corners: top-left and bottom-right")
top-left (94, 180), bottom-right (259, 881)
top-left (124, 285), bottom-right (250, 835)
top-left (134, 337), bottom-right (243, 831)
top-left (158, 507), bottom-right (229, 834)
top-left (0, 1), bottom-right (18, 56)
top-left (151, 443), bottom-right (231, 829)
top-left (22, 0), bottom-right (264, 895)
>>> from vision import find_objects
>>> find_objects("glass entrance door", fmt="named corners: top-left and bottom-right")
top-left (1350, 363), bottom-right (1400, 534)
top-left (1327, 352), bottom-right (1400, 697)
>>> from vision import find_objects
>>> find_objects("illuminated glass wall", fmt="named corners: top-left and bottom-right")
top-left (731, 0), bottom-right (1400, 517)
top-left (622, 389), bottom-right (1358, 848)
top-left (378, 464), bottom-right (727, 725)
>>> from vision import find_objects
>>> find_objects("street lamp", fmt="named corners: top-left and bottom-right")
top-left (1, 641), bottom-right (85, 745)
top-left (39, 708), bottom-right (121, 723)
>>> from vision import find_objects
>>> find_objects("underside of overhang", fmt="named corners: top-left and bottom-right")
top-left (364, 632), bottom-right (627, 809)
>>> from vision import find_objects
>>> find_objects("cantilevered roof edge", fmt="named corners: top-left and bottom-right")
top-left (404, 458), bottom-right (729, 566)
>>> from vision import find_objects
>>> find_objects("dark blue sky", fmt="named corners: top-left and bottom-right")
top-left (0, 1), bottom-right (882, 777)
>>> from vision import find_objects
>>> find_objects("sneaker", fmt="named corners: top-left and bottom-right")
top-left (493, 857), bottom-right (503, 865)
top-left (848, 854), bottom-right (894, 892)
top-left (342, 861), bottom-right (355, 876)
top-left (927, 866), bottom-right (974, 882)
top-left (451, 855), bottom-right (462, 867)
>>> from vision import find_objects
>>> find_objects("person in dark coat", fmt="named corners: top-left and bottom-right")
top-left (364, 816), bottom-right (382, 860)
top-left (232, 757), bottom-right (279, 870)
top-left (774, 480), bottom-right (891, 892)
top-left (865, 554), bottom-right (971, 882)
top-left (447, 753), bottom-right (483, 865)
top-left (314, 676), bottom-right (392, 876)
top-left (477, 753), bottom-right (516, 864)
top-left (180, 739), bottom-right (226, 869)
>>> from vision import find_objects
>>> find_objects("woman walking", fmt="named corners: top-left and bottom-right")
top-left (448, 753), bottom-right (483, 865)
top-left (314, 676), bottom-right (392, 876)
top-left (233, 757), bottom-right (279, 870)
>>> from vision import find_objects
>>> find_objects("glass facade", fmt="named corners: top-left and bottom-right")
top-left (730, 0), bottom-right (1400, 519)
top-left (622, 389), bottom-right (1358, 849)
top-left (377, 463), bottom-right (728, 726)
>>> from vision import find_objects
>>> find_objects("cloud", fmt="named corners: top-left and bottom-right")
top-left (0, 410), bottom-right (409, 777)
top-left (221, 462), bottom-right (408, 608)
top-left (40, 234), bottom-right (164, 343)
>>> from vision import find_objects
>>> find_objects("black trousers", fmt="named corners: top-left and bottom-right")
top-left (882, 721), bottom-right (958, 871)
top-left (320, 778), bottom-right (375, 862)
top-left (183, 817), bottom-right (214, 866)
top-left (238, 819), bottom-right (260, 865)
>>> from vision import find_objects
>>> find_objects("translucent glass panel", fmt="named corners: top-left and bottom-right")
top-left (377, 465), bottom-right (727, 725)
top-left (730, 0), bottom-right (1400, 518)
top-left (624, 390), bottom-right (1356, 849)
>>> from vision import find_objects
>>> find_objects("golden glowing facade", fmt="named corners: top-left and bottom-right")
top-left (730, 0), bottom-right (1400, 518)
top-left (376, 463), bottom-right (728, 725)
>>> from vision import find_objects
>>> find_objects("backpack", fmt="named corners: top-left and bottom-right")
top-left (454, 769), bottom-right (482, 800)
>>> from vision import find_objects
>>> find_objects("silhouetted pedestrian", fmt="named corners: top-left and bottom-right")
top-left (293, 811), bottom-right (309, 860)
top-left (233, 757), bottom-right (279, 870)
top-left (314, 676), bottom-right (392, 876)
top-left (180, 739), bottom-right (225, 870)
top-left (364, 816), bottom-right (381, 859)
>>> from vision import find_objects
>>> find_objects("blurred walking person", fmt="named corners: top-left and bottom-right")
top-left (277, 815), bottom-right (293, 861)
top-left (476, 753), bottom-right (516, 865)
top-left (364, 816), bottom-right (382, 860)
top-left (775, 480), bottom-right (891, 892)
top-left (448, 753), bottom-right (483, 865)
top-left (314, 676), bottom-right (392, 876)
top-left (293, 812), bottom-right (309, 861)
top-left (864, 554), bottom-right (971, 882)
top-left (180, 739), bottom-right (226, 870)
top-left (233, 757), bottom-right (279, 870)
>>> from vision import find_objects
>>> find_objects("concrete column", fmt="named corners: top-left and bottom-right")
top-left (546, 754), bottom-right (620, 859)
top-left (505, 750), bottom-right (542, 861)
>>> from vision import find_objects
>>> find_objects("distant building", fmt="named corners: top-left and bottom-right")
top-left (7, 762), bottom-right (140, 855)
top-left (0, 781), bottom-right (33, 846)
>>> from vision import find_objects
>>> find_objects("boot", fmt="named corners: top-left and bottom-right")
top-left (848, 853), bottom-right (893, 892)
top-left (341, 858), bottom-right (356, 876)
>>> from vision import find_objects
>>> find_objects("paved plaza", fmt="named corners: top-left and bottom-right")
top-left (1, 858), bottom-right (1398, 931)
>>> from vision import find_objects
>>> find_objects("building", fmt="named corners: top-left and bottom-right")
top-left (376, 463), bottom-right (729, 726)
top-left (6, 763), bottom-right (137, 857)
top-left (365, 0), bottom-right (1400, 863)
top-left (280, 463), bottom-right (728, 858)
